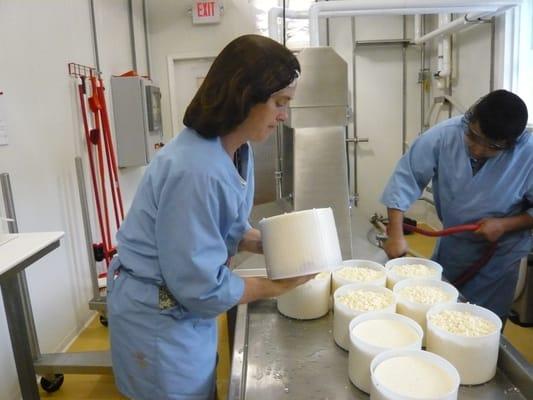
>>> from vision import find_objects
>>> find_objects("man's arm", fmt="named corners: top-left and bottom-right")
top-left (380, 122), bottom-right (444, 259)
top-left (475, 213), bottom-right (533, 242)
top-left (383, 208), bottom-right (409, 258)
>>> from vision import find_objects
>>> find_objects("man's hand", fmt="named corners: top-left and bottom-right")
top-left (383, 236), bottom-right (408, 259)
top-left (474, 218), bottom-right (506, 242)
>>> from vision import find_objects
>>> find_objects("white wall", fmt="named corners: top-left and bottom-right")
top-left (0, 1), bottom-right (147, 398)
top-left (147, 0), bottom-right (259, 141)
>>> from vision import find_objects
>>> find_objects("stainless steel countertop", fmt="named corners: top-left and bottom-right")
top-left (229, 201), bottom-right (532, 399)
top-left (229, 299), bottom-right (531, 400)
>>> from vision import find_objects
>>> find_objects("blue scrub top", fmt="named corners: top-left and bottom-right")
top-left (107, 127), bottom-right (254, 399)
top-left (381, 116), bottom-right (533, 318)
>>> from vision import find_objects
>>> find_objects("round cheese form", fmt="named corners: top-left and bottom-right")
top-left (426, 303), bottom-right (502, 385)
top-left (394, 278), bottom-right (459, 346)
top-left (277, 272), bottom-right (331, 320)
top-left (385, 257), bottom-right (442, 289)
top-left (336, 289), bottom-right (393, 312)
top-left (348, 313), bottom-right (422, 393)
top-left (428, 310), bottom-right (497, 336)
top-left (373, 355), bottom-right (455, 399)
top-left (260, 208), bottom-right (342, 279)
top-left (332, 259), bottom-right (386, 292)
top-left (333, 284), bottom-right (396, 350)
top-left (370, 349), bottom-right (459, 400)
top-left (353, 319), bottom-right (420, 348)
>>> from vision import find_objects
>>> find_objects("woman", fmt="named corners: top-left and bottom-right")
top-left (107, 34), bottom-right (311, 400)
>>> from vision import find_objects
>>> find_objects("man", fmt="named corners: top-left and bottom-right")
top-left (381, 90), bottom-right (533, 321)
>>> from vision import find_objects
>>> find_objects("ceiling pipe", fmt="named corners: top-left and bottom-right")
top-left (268, 6), bottom-right (308, 43)
top-left (308, 0), bottom-right (521, 46)
top-left (436, 13), bottom-right (452, 84)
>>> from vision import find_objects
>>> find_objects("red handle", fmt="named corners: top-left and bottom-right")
top-left (403, 223), bottom-right (480, 237)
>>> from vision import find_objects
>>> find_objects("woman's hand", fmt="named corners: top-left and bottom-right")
top-left (240, 273), bottom-right (316, 304)
top-left (271, 274), bottom-right (316, 296)
top-left (238, 228), bottom-right (263, 254)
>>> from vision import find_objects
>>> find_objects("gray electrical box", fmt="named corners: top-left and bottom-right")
top-left (111, 76), bottom-right (163, 167)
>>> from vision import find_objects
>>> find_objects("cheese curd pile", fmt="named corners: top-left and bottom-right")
top-left (336, 266), bottom-right (384, 282)
top-left (337, 289), bottom-right (393, 311)
top-left (429, 310), bottom-right (497, 337)
top-left (398, 285), bottom-right (451, 305)
top-left (392, 263), bottom-right (437, 278)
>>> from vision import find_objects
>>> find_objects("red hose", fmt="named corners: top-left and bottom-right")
top-left (402, 222), bottom-right (497, 288)
top-left (452, 243), bottom-right (498, 287)
top-left (403, 223), bottom-right (480, 237)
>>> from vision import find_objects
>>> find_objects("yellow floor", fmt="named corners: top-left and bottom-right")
top-left (406, 224), bottom-right (533, 363)
top-left (38, 314), bottom-right (231, 399)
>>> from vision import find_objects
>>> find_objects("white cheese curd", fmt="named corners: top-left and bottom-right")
top-left (428, 310), bottom-right (497, 337)
top-left (337, 290), bottom-right (393, 311)
top-left (398, 285), bottom-right (451, 305)
top-left (374, 355), bottom-right (455, 398)
top-left (352, 319), bottom-right (420, 348)
top-left (392, 263), bottom-right (437, 278)
top-left (336, 266), bottom-right (385, 282)
top-left (426, 304), bottom-right (501, 384)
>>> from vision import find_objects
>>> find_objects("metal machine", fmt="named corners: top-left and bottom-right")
top-left (278, 47), bottom-right (353, 259)
top-left (111, 76), bottom-right (163, 167)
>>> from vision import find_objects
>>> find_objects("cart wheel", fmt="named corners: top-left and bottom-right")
top-left (99, 315), bottom-right (108, 327)
top-left (40, 374), bottom-right (64, 393)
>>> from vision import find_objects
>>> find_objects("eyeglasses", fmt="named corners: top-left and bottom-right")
top-left (465, 125), bottom-right (512, 151)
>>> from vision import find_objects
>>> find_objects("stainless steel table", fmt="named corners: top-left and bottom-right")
top-left (0, 232), bottom-right (63, 399)
top-left (229, 299), bottom-right (532, 400)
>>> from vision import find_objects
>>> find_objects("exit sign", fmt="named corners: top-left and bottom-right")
top-left (192, 0), bottom-right (221, 25)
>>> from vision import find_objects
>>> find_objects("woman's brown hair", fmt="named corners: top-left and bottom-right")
top-left (183, 34), bottom-right (300, 138)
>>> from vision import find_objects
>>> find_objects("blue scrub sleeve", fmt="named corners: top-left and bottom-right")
top-left (380, 128), bottom-right (441, 211)
top-left (226, 218), bottom-right (252, 257)
top-left (155, 171), bottom-right (244, 319)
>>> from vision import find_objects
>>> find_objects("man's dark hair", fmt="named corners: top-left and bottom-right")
top-left (465, 89), bottom-right (528, 143)
top-left (183, 34), bottom-right (300, 139)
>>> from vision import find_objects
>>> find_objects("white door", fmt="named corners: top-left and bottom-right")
top-left (171, 57), bottom-right (214, 135)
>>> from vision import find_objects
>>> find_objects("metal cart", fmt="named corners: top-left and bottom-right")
top-left (1, 173), bottom-right (112, 398)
